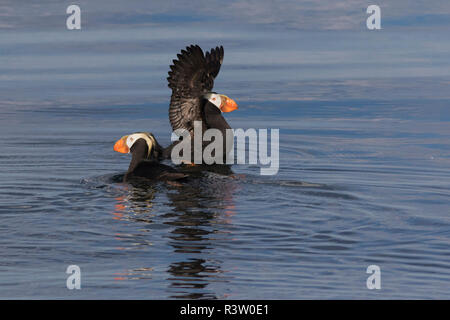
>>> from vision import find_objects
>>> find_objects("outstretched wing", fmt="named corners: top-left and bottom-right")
top-left (167, 45), bottom-right (224, 132)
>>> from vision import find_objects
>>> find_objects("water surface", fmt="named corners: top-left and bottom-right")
top-left (0, 2), bottom-right (450, 299)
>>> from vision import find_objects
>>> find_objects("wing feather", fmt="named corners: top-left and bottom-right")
top-left (167, 45), bottom-right (224, 133)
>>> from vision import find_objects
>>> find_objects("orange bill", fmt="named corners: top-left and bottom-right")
top-left (113, 136), bottom-right (129, 153)
top-left (220, 96), bottom-right (238, 112)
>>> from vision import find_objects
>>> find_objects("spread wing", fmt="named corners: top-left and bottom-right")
top-left (167, 45), bottom-right (224, 133)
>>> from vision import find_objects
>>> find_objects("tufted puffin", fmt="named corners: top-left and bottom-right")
top-left (163, 45), bottom-right (238, 163)
top-left (113, 132), bottom-right (188, 182)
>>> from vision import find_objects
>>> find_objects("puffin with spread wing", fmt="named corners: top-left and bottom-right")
top-left (113, 45), bottom-right (237, 182)
top-left (163, 45), bottom-right (238, 163)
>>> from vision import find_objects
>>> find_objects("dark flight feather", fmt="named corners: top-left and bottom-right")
top-left (167, 45), bottom-right (224, 133)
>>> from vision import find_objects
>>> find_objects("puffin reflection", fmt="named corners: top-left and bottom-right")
top-left (112, 166), bottom-right (238, 299)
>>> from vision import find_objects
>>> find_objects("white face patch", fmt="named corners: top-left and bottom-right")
top-left (204, 93), bottom-right (222, 110)
top-left (125, 133), bottom-right (154, 157)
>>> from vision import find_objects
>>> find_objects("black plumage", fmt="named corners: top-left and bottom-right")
top-left (124, 138), bottom-right (188, 182)
top-left (165, 45), bottom-right (234, 163)
top-left (167, 45), bottom-right (225, 134)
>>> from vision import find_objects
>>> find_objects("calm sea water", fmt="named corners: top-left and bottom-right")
top-left (1, 10), bottom-right (450, 299)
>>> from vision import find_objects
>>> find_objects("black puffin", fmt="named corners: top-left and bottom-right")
top-left (113, 132), bottom-right (188, 182)
top-left (163, 45), bottom-right (238, 163)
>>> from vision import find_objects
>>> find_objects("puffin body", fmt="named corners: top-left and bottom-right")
top-left (165, 45), bottom-right (238, 164)
top-left (126, 158), bottom-right (187, 182)
top-left (114, 133), bottom-right (187, 182)
top-left (163, 99), bottom-right (234, 161)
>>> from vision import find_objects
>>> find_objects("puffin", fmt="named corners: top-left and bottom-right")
top-left (163, 45), bottom-right (238, 164)
top-left (113, 132), bottom-right (188, 182)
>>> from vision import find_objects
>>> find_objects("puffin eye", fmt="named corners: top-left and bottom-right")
top-left (212, 97), bottom-right (216, 101)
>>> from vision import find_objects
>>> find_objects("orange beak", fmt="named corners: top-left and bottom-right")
top-left (220, 96), bottom-right (238, 113)
top-left (113, 136), bottom-right (129, 154)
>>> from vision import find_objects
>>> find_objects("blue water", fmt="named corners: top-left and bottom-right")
top-left (1, 2), bottom-right (450, 299)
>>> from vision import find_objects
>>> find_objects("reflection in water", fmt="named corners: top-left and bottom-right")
top-left (112, 166), bottom-right (238, 299)
top-left (168, 259), bottom-right (223, 300)
top-left (113, 267), bottom-right (153, 281)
